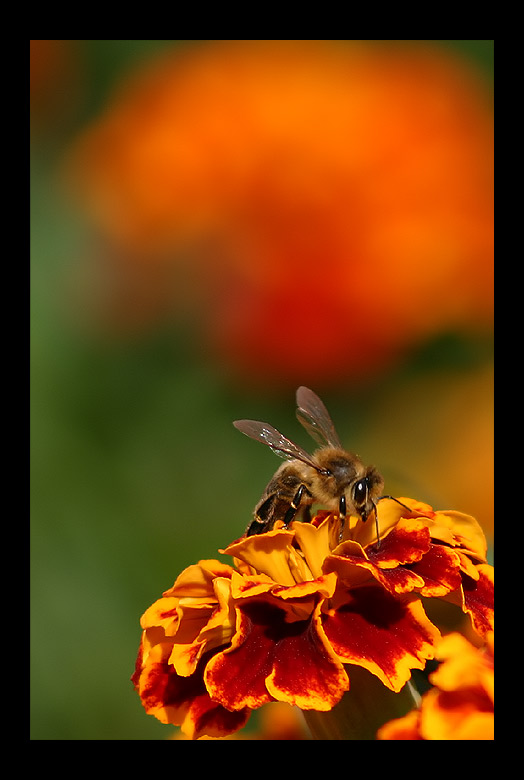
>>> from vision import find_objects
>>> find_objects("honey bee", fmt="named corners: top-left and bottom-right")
top-left (234, 386), bottom-right (387, 543)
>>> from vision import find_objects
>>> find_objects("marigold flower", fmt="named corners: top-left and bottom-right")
top-left (132, 498), bottom-right (493, 739)
top-left (67, 40), bottom-right (493, 385)
top-left (377, 631), bottom-right (494, 740)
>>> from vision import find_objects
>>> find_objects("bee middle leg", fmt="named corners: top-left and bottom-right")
top-left (283, 484), bottom-right (311, 527)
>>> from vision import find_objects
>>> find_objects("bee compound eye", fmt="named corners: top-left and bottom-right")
top-left (353, 479), bottom-right (368, 505)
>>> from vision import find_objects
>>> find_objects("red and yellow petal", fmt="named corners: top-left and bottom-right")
top-left (356, 497), bottom-right (428, 547)
top-left (140, 596), bottom-right (179, 634)
top-left (442, 563), bottom-right (494, 639)
top-left (460, 564), bottom-right (494, 638)
top-left (230, 571), bottom-right (277, 598)
top-left (326, 545), bottom-right (426, 595)
top-left (134, 641), bottom-right (250, 739)
top-left (271, 574), bottom-right (337, 602)
top-left (409, 543), bottom-right (463, 597)
top-left (324, 517), bottom-right (431, 595)
top-left (204, 598), bottom-right (276, 710)
top-left (191, 576), bottom-right (237, 648)
top-left (232, 570), bottom-right (338, 624)
top-left (204, 590), bottom-right (349, 711)
top-left (369, 516), bottom-right (431, 566)
top-left (323, 518), bottom-right (461, 598)
top-left (322, 586), bottom-right (440, 692)
top-left (179, 692), bottom-right (251, 740)
top-left (265, 599), bottom-right (349, 710)
top-left (363, 563), bottom-right (426, 595)
top-left (135, 641), bottom-right (196, 726)
top-left (376, 499), bottom-right (488, 563)
top-left (380, 631), bottom-right (494, 740)
top-left (323, 543), bottom-right (374, 589)
top-left (455, 549), bottom-right (481, 580)
top-left (427, 510), bottom-right (488, 561)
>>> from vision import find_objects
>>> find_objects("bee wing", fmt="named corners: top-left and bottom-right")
top-left (233, 419), bottom-right (318, 466)
top-left (295, 386), bottom-right (343, 448)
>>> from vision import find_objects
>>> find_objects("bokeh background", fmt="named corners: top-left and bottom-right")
top-left (30, 40), bottom-right (493, 740)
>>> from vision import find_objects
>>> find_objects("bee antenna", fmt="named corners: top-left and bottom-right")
top-left (377, 495), bottom-right (412, 514)
top-left (374, 496), bottom-right (416, 548)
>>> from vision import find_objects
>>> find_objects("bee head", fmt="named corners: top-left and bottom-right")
top-left (352, 467), bottom-right (384, 522)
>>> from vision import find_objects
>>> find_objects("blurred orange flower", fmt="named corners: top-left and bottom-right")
top-left (377, 631), bottom-right (494, 740)
top-left (67, 40), bottom-right (493, 385)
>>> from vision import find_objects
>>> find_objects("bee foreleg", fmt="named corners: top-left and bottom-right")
top-left (338, 495), bottom-right (347, 542)
top-left (246, 518), bottom-right (270, 536)
top-left (283, 484), bottom-right (310, 527)
top-left (373, 502), bottom-right (381, 548)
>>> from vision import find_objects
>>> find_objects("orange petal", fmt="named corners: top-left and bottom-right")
top-left (431, 510), bottom-right (488, 560)
top-left (271, 572), bottom-right (338, 602)
top-left (230, 571), bottom-right (276, 599)
top-left (419, 688), bottom-right (494, 740)
top-left (291, 514), bottom-right (338, 577)
top-left (429, 632), bottom-right (493, 701)
top-left (222, 529), bottom-right (300, 585)
top-left (377, 709), bottom-right (423, 740)
top-left (169, 576), bottom-right (237, 676)
top-left (163, 559), bottom-right (236, 599)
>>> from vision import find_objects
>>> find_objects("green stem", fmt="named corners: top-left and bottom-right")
top-left (302, 665), bottom-right (420, 740)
